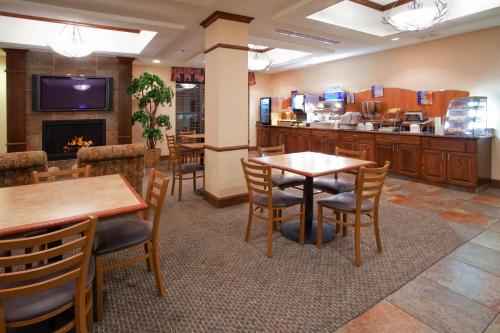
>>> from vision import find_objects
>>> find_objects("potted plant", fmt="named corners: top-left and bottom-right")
top-left (127, 72), bottom-right (174, 167)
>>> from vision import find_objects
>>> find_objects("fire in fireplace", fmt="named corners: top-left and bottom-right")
top-left (42, 119), bottom-right (106, 161)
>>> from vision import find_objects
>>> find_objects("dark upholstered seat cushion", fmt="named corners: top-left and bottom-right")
top-left (271, 173), bottom-right (305, 188)
top-left (93, 218), bottom-right (153, 256)
top-left (318, 193), bottom-right (374, 212)
top-left (181, 163), bottom-right (204, 173)
top-left (313, 177), bottom-right (355, 194)
top-left (1, 256), bottom-right (95, 323)
top-left (253, 189), bottom-right (303, 208)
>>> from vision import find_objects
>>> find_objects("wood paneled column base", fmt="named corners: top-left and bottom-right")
top-left (203, 190), bottom-right (248, 208)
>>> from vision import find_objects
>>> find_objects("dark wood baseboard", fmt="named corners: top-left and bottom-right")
top-left (491, 179), bottom-right (500, 189)
top-left (248, 146), bottom-right (257, 151)
top-left (203, 190), bottom-right (248, 208)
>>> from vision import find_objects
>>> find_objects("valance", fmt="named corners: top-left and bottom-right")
top-left (171, 67), bottom-right (256, 85)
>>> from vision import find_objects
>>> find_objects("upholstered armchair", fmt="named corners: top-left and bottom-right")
top-left (77, 144), bottom-right (146, 195)
top-left (0, 151), bottom-right (48, 188)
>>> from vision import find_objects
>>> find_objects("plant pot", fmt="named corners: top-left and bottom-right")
top-left (144, 148), bottom-right (161, 168)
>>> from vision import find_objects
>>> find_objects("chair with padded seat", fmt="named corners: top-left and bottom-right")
top-left (313, 147), bottom-right (367, 196)
top-left (241, 158), bottom-right (305, 258)
top-left (257, 145), bottom-right (305, 190)
top-left (93, 169), bottom-right (169, 321)
top-left (317, 162), bottom-right (390, 266)
top-left (168, 142), bottom-right (204, 201)
top-left (0, 217), bottom-right (97, 333)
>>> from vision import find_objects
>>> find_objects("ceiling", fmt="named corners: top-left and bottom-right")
top-left (0, 0), bottom-right (499, 73)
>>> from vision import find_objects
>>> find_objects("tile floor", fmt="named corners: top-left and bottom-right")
top-left (337, 180), bottom-right (500, 333)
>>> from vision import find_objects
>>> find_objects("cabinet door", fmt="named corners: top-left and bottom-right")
top-left (376, 144), bottom-right (396, 169)
top-left (396, 144), bottom-right (421, 177)
top-left (256, 127), bottom-right (269, 147)
top-left (356, 141), bottom-right (375, 161)
top-left (421, 150), bottom-right (447, 183)
top-left (340, 140), bottom-right (355, 151)
top-left (287, 133), bottom-right (301, 153)
top-left (323, 136), bottom-right (337, 155)
top-left (270, 131), bottom-right (283, 147)
top-left (311, 135), bottom-right (324, 153)
top-left (447, 152), bottom-right (476, 187)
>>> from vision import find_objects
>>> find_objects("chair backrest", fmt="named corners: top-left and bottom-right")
top-left (0, 217), bottom-right (96, 326)
top-left (258, 144), bottom-right (285, 157)
top-left (355, 161), bottom-right (391, 208)
top-left (76, 144), bottom-right (145, 195)
top-left (144, 169), bottom-right (170, 242)
top-left (240, 158), bottom-right (273, 207)
top-left (0, 151), bottom-right (48, 188)
top-left (179, 131), bottom-right (196, 144)
top-left (335, 147), bottom-right (367, 160)
top-left (31, 165), bottom-right (92, 184)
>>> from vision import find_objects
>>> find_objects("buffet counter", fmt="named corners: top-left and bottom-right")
top-left (256, 124), bottom-right (492, 190)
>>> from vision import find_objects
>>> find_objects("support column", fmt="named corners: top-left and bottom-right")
top-left (117, 57), bottom-right (134, 144)
top-left (200, 11), bottom-right (254, 208)
top-left (3, 49), bottom-right (28, 152)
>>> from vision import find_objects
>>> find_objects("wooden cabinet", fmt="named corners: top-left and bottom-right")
top-left (270, 130), bottom-right (284, 146)
top-left (447, 152), bottom-right (476, 187)
top-left (421, 149), bottom-right (447, 183)
top-left (256, 126), bottom-right (269, 147)
top-left (396, 144), bottom-right (421, 177)
top-left (376, 144), bottom-right (396, 169)
top-left (285, 130), bottom-right (310, 153)
top-left (356, 140), bottom-right (375, 161)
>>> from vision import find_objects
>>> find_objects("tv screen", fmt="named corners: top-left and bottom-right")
top-left (33, 75), bottom-right (113, 111)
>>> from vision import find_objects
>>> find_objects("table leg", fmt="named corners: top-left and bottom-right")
top-left (280, 176), bottom-right (335, 244)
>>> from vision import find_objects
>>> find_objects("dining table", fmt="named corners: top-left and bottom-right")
top-left (180, 133), bottom-right (205, 141)
top-left (0, 174), bottom-right (147, 237)
top-left (250, 151), bottom-right (375, 244)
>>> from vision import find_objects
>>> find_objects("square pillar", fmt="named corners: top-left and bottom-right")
top-left (200, 11), bottom-right (254, 207)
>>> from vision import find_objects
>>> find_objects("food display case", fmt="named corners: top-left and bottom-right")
top-left (444, 97), bottom-right (488, 136)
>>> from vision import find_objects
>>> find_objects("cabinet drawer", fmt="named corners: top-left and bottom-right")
top-left (375, 134), bottom-right (420, 145)
top-left (422, 137), bottom-right (466, 152)
top-left (339, 131), bottom-right (373, 140)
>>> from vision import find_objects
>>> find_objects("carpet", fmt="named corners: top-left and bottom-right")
top-left (92, 168), bottom-right (466, 332)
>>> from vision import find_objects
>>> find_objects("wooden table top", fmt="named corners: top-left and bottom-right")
top-left (180, 143), bottom-right (205, 151)
top-left (180, 133), bottom-right (205, 140)
top-left (0, 174), bottom-right (147, 237)
top-left (250, 151), bottom-right (376, 178)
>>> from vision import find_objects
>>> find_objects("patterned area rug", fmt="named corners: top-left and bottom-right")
top-left (92, 169), bottom-right (466, 332)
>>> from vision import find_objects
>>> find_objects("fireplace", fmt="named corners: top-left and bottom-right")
top-left (42, 119), bottom-right (106, 161)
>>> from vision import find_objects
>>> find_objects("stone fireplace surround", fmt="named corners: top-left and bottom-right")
top-left (3, 49), bottom-right (134, 168)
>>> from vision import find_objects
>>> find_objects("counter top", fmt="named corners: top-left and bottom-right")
top-left (257, 124), bottom-right (492, 140)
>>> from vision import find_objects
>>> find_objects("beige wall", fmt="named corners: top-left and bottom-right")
top-left (262, 26), bottom-right (500, 180)
top-left (249, 73), bottom-right (273, 147)
top-left (0, 55), bottom-right (5, 153)
top-left (131, 64), bottom-right (176, 156)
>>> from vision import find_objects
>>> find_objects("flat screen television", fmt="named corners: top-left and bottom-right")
top-left (32, 75), bottom-right (113, 112)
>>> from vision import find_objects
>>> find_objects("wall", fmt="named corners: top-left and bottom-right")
top-left (131, 64), bottom-right (176, 156)
top-left (25, 51), bottom-right (120, 151)
top-left (268, 26), bottom-right (500, 180)
top-left (249, 73), bottom-right (273, 147)
top-left (0, 55), bottom-right (5, 153)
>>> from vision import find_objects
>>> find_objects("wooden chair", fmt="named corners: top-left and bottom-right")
top-left (93, 169), bottom-right (169, 321)
top-left (317, 162), bottom-right (391, 266)
top-left (166, 135), bottom-right (195, 168)
top-left (241, 158), bottom-right (305, 258)
top-left (169, 144), bottom-right (204, 201)
top-left (313, 147), bottom-right (367, 195)
top-left (179, 130), bottom-right (197, 144)
top-left (257, 145), bottom-right (305, 190)
top-left (31, 165), bottom-right (92, 183)
top-left (0, 217), bottom-right (97, 333)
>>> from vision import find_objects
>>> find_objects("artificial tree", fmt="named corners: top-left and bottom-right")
top-left (127, 72), bottom-right (174, 153)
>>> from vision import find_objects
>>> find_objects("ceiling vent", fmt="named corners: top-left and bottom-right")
top-left (272, 28), bottom-right (341, 45)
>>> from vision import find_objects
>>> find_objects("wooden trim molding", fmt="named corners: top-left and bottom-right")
top-left (491, 179), bottom-right (500, 189)
top-left (117, 57), bottom-right (135, 145)
top-left (204, 43), bottom-right (250, 54)
top-left (200, 11), bottom-right (254, 28)
top-left (3, 48), bottom-right (28, 152)
top-left (349, 0), bottom-right (413, 11)
top-left (203, 190), bottom-right (248, 208)
top-left (204, 144), bottom-right (249, 152)
top-left (0, 11), bottom-right (140, 33)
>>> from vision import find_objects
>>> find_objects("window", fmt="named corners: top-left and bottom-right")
top-left (175, 83), bottom-right (204, 139)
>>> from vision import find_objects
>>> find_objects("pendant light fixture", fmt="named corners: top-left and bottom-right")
top-left (248, 50), bottom-right (271, 71)
top-left (48, 24), bottom-right (94, 58)
top-left (382, 0), bottom-right (448, 32)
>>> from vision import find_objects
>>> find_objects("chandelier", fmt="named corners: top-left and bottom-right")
top-left (382, 0), bottom-right (448, 32)
top-left (48, 24), bottom-right (94, 58)
top-left (248, 50), bottom-right (271, 71)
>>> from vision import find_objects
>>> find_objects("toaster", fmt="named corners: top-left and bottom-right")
top-left (404, 111), bottom-right (427, 122)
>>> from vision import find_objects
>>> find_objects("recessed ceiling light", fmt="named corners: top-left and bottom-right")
top-left (152, 59), bottom-right (161, 63)
top-left (391, 37), bottom-right (400, 41)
